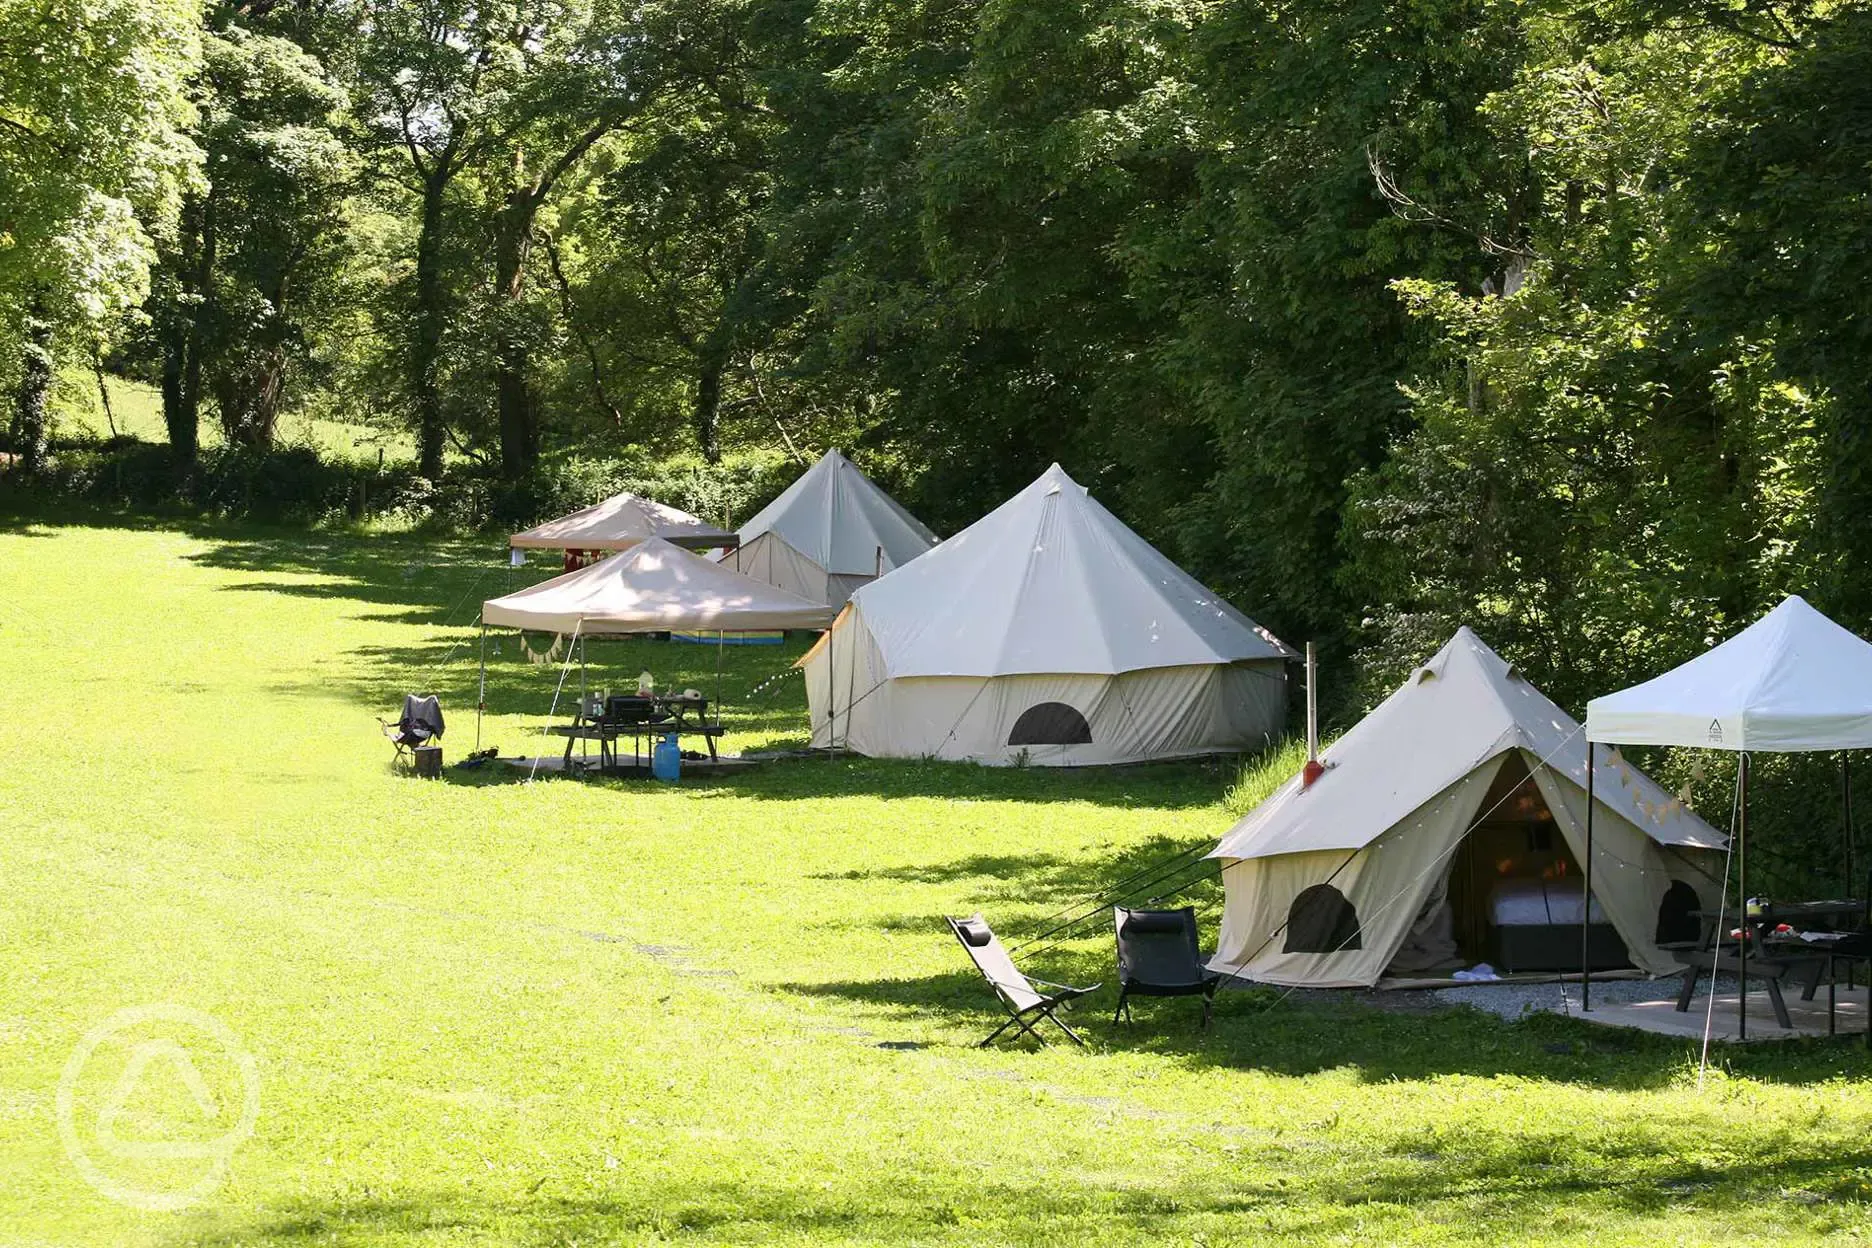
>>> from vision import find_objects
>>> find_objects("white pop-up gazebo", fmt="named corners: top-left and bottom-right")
top-left (727, 449), bottom-right (938, 606)
top-left (477, 538), bottom-right (835, 757)
top-left (1583, 594), bottom-right (1872, 1035)
top-left (509, 491), bottom-right (736, 555)
top-left (484, 537), bottom-right (834, 634)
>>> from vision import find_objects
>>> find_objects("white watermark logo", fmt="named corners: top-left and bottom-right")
top-left (56, 1004), bottom-right (259, 1211)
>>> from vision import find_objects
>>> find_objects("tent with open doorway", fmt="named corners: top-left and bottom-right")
top-left (726, 449), bottom-right (938, 607)
top-left (509, 491), bottom-right (735, 556)
top-left (797, 464), bottom-right (1293, 766)
top-left (1208, 628), bottom-right (1727, 988)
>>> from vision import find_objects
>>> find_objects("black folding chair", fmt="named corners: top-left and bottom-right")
top-left (1113, 906), bottom-right (1220, 1027)
top-left (947, 915), bottom-right (1098, 1048)
top-left (378, 694), bottom-right (444, 766)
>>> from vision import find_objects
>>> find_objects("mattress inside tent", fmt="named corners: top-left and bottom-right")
top-left (1487, 879), bottom-right (1628, 972)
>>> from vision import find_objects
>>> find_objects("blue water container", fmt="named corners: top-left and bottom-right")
top-left (651, 732), bottom-right (682, 783)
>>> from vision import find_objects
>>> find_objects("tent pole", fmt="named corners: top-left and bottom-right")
top-left (1845, 752), bottom-right (1856, 991)
top-left (827, 619), bottom-right (838, 752)
top-left (715, 628), bottom-right (724, 730)
top-left (1844, 751), bottom-right (1855, 902)
top-left (476, 619), bottom-right (487, 751)
top-left (1739, 751), bottom-right (1750, 1041)
top-left (1582, 741), bottom-right (1594, 1014)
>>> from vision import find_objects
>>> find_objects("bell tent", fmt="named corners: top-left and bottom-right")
top-left (1208, 628), bottom-right (1726, 988)
top-left (727, 449), bottom-right (938, 607)
top-left (799, 463), bottom-right (1293, 766)
top-left (509, 491), bottom-right (735, 555)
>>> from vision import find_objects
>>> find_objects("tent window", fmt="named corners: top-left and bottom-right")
top-left (1656, 880), bottom-right (1702, 945)
top-left (1285, 884), bottom-right (1362, 953)
top-left (1008, 702), bottom-right (1092, 746)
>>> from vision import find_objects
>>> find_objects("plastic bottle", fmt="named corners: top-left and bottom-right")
top-left (637, 671), bottom-right (655, 696)
top-left (652, 731), bottom-right (682, 783)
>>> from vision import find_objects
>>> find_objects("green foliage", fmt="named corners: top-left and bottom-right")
top-left (0, 0), bottom-right (201, 326)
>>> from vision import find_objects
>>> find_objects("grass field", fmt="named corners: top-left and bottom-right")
top-left (2, 506), bottom-right (1870, 1246)
top-left (53, 372), bottom-right (414, 465)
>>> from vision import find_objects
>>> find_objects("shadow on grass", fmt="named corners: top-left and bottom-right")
top-left (783, 967), bottom-right (1872, 1091)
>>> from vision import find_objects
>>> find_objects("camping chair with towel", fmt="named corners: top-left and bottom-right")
top-left (1113, 906), bottom-right (1219, 1027)
top-left (379, 694), bottom-right (445, 774)
top-left (947, 914), bottom-right (1099, 1048)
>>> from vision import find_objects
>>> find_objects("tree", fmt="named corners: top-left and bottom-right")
top-left (0, 0), bottom-right (200, 472)
top-left (348, 0), bottom-right (505, 480)
top-left (557, 6), bottom-right (778, 462)
top-left (155, 16), bottom-right (356, 460)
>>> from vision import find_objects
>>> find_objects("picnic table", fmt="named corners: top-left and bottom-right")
top-left (1675, 898), bottom-right (1870, 1037)
top-left (548, 692), bottom-right (725, 772)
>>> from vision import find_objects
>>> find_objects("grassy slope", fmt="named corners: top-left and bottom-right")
top-left (0, 510), bottom-right (1869, 1247)
top-left (54, 372), bottom-right (414, 464)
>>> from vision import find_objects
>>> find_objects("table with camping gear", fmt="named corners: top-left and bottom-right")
top-left (1677, 897), bottom-right (1872, 1038)
top-left (549, 690), bottom-right (726, 772)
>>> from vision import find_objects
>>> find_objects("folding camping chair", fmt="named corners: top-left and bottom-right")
top-left (947, 914), bottom-right (1099, 1048)
top-left (378, 694), bottom-right (444, 767)
top-left (1112, 906), bottom-right (1220, 1027)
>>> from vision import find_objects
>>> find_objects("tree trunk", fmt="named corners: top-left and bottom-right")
top-left (161, 189), bottom-right (215, 470)
top-left (12, 298), bottom-right (53, 474)
top-left (694, 345), bottom-right (725, 465)
top-left (213, 347), bottom-right (287, 449)
top-left (160, 327), bottom-right (198, 466)
top-left (493, 193), bottom-right (540, 479)
top-left (413, 170), bottom-right (448, 480)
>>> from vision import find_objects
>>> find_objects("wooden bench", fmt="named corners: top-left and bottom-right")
top-left (1671, 945), bottom-right (1830, 1029)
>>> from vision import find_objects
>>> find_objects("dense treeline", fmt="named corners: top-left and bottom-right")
top-left (5, 1), bottom-right (1870, 733)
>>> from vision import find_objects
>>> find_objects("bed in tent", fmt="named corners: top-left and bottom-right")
top-left (725, 449), bottom-right (938, 607)
top-left (1207, 628), bottom-right (1727, 988)
top-left (797, 464), bottom-right (1292, 766)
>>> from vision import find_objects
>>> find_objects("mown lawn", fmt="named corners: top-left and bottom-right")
top-left (1, 506), bottom-right (1870, 1247)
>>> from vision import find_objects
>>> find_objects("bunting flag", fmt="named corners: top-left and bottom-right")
top-left (520, 632), bottom-right (567, 666)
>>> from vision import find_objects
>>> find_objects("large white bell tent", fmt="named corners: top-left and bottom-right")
top-left (1208, 628), bottom-right (1726, 988)
top-left (798, 463), bottom-right (1293, 766)
top-left (726, 449), bottom-right (939, 607)
top-left (509, 490), bottom-right (735, 555)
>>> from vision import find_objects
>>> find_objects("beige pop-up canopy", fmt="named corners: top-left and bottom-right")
top-left (1208, 628), bottom-right (1725, 988)
top-left (727, 449), bottom-right (938, 606)
top-left (799, 464), bottom-right (1292, 765)
top-left (484, 538), bottom-right (835, 634)
top-left (510, 491), bottom-right (735, 553)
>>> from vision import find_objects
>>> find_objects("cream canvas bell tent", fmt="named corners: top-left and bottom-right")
top-left (510, 491), bottom-right (735, 554)
top-left (1208, 628), bottom-right (1727, 988)
top-left (799, 464), bottom-right (1293, 766)
top-left (726, 449), bottom-right (938, 607)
